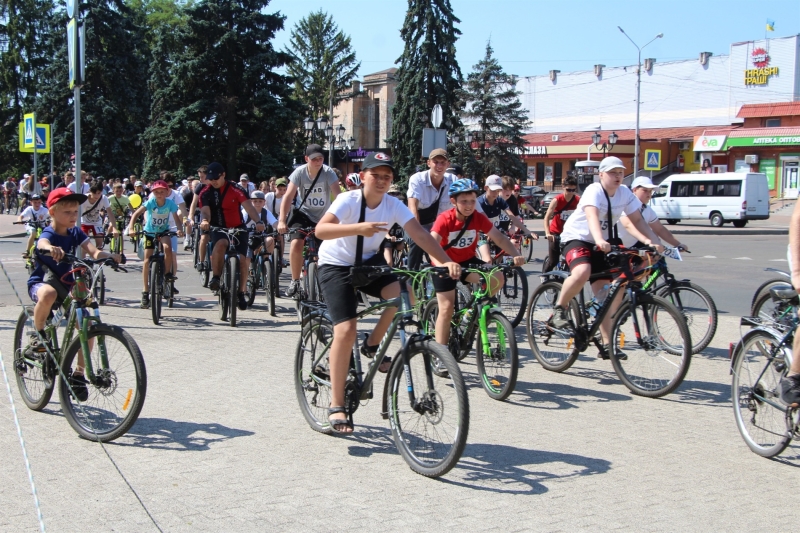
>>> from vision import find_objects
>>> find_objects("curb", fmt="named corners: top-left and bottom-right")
top-left (669, 228), bottom-right (787, 235)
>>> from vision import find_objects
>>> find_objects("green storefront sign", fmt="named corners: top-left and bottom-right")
top-left (760, 159), bottom-right (776, 189)
top-left (725, 136), bottom-right (800, 148)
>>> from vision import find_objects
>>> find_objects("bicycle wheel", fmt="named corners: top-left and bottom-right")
top-left (150, 261), bottom-right (161, 325)
top-left (245, 262), bottom-right (258, 307)
top-left (294, 312), bottom-right (334, 434)
top-left (166, 278), bottom-right (174, 308)
top-left (610, 295), bottom-right (692, 398)
top-left (387, 338), bottom-right (469, 477)
top-left (731, 330), bottom-right (792, 458)
top-left (228, 255), bottom-right (239, 327)
top-left (13, 308), bottom-right (56, 411)
top-left (476, 309), bottom-right (519, 401)
top-left (271, 247), bottom-right (282, 295)
top-left (10, 196), bottom-right (19, 215)
top-left (519, 236), bottom-right (533, 263)
top-left (94, 267), bottom-right (105, 305)
top-left (657, 281), bottom-right (718, 354)
top-left (751, 277), bottom-right (789, 315)
top-left (192, 228), bottom-right (201, 269)
top-left (307, 261), bottom-right (319, 301)
top-left (59, 324), bottom-right (147, 442)
top-left (496, 266), bottom-right (528, 327)
top-left (526, 281), bottom-right (581, 372)
top-left (265, 259), bottom-right (276, 317)
top-left (420, 298), bottom-right (471, 362)
top-left (751, 290), bottom-right (796, 329)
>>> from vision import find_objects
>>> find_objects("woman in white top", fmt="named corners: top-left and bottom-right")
top-left (315, 153), bottom-right (460, 434)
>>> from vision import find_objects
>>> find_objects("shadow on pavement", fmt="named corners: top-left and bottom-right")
top-left (112, 417), bottom-right (255, 451)
top-left (697, 346), bottom-right (734, 360)
top-left (506, 379), bottom-right (631, 409)
top-left (660, 379), bottom-right (731, 407)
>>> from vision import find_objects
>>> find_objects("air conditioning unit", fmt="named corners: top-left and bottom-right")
top-left (744, 154), bottom-right (759, 164)
top-left (552, 135), bottom-right (559, 142)
top-left (679, 142), bottom-right (690, 151)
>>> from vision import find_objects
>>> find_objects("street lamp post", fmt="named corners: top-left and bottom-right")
top-left (618, 27), bottom-right (662, 178)
top-left (450, 130), bottom-right (474, 167)
top-left (591, 131), bottom-right (618, 157)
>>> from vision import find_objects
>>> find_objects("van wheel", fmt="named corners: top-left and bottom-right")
top-left (732, 220), bottom-right (747, 228)
top-left (709, 212), bottom-right (724, 227)
top-left (666, 219), bottom-right (680, 225)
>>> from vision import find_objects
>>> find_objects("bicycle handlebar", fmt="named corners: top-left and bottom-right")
top-left (13, 220), bottom-right (50, 227)
top-left (37, 249), bottom-right (127, 272)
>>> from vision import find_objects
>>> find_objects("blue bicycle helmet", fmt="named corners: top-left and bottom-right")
top-left (449, 178), bottom-right (480, 198)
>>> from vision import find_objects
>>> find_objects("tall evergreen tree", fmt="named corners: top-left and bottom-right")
top-left (389, 0), bottom-right (463, 182)
top-left (462, 43), bottom-right (529, 182)
top-left (143, 0), bottom-right (300, 180)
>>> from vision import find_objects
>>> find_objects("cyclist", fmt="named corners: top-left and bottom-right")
top-left (316, 152), bottom-right (460, 434)
top-left (381, 185), bottom-right (406, 266)
top-left (3, 177), bottom-right (17, 213)
top-left (345, 173), bottom-right (362, 191)
top-left (406, 148), bottom-right (454, 270)
top-left (430, 178), bottom-right (526, 349)
top-left (188, 167), bottom-right (210, 268)
top-left (148, 172), bottom-right (191, 293)
top-left (127, 180), bottom-right (184, 309)
top-left (198, 162), bottom-right (266, 311)
top-left (277, 144), bottom-right (341, 298)
top-left (543, 176), bottom-right (580, 272)
top-left (27, 188), bottom-right (121, 400)
top-left (548, 157), bottom-right (662, 358)
top-left (106, 183), bottom-right (131, 254)
top-left (18, 194), bottom-right (50, 258)
top-left (242, 190), bottom-right (277, 268)
top-left (130, 181), bottom-right (146, 204)
top-left (477, 175), bottom-right (535, 262)
top-left (781, 197), bottom-right (800, 407)
top-left (67, 171), bottom-right (90, 194)
top-left (265, 177), bottom-right (292, 265)
top-left (514, 184), bottom-right (537, 218)
top-left (617, 177), bottom-right (688, 251)
top-left (80, 182), bottom-right (118, 250)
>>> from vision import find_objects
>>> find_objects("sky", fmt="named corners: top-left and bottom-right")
top-left (267, 0), bottom-right (800, 79)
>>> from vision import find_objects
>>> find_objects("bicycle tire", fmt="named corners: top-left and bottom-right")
top-left (228, 255), bottom-right (239, 327)
top-left (95, 268), bottom-right (105, 306)
top-left (657, 281), bottom-right (718, 354)
top-left (307, 261), bottom-right (319, 302)
top-left (192, 227), bottom-right (201, 270)
top-left (167, 278), bottom-right (174, 308)
top-left (271, 246), bottom-right (282, 295)
top-left (526, 280), bottom-right (581, 372)
top-left (420, 298), bottom-right (471, 362)
top-left (387, 338), bottom-right (469, 478)
top-left (13, 308), bottom-right (56, 410)
top-left (294, 312), bottom-right (334, 434)
top-left (750, 277), bottom-right (790, 315)
top-left (265, 259), bottom-right (276, 317)
top-left (610, 295), bottom-right (692, 398)
top-left (10, 196), bottom-right (19, 215)
top-left (519, 236), bottom-right (533, 263)
top-left (751, 290), bottom-right (796, 330)
top-left (476, 309), bottom-right (519, 401)
top-left (245, 261), bottom-right (258, 307)
top-left (59, 324), bottom-right (147, 442)
top-left (731, 329), bottom-right (792, 458)
top-left (150, 260), bottom-right (161, 325)
top-left (496, 266), bottom-right (528, 328)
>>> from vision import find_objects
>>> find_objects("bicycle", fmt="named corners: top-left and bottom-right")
top-left (14, 220), bottom-right (50, 275)
top-left (130, 218), bottom-right (143, 255)
top-left (5, 190), bottom-right (20, 214)
top-left (294, 265), bottom-right (469, 477)
top-left (526, 245), bottom-right (692, 398)
top-left (731, 288), bottom-right (800, 458)
top-left (245, 230), bottom-right (280, 316)
top-left (12, 252), bottom-right (147, 441)
top-left (514, 232), bottom-right (535, 263)
top-left (137, 230), bottom-right (177, 325)
top-left (107, 215), bottom-right (129, 256)
top-left (481, 236), bottom-right (529, 328)
top-left (211, 227), bottom-right (247, 327)
top-left (751, 268), bottom-right (791, 321)
top-left (195, 225), bottom-right (213, 288)
top-left (420, 264), bottom-right (519, 401)
top-left (291, 227), bottom-right (323, 322)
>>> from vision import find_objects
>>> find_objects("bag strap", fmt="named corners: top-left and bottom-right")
top-left (443, 213), bottom-right (473, 251)
top-left (600, 186), bottom-right (619, 242)
top-left (431, 171), bottom-right (445, 207)
top-left (295, 165), bottom-right (324, 212)
top-left (83, 197), bottom-right (102, 217)
top-left (553, 194), bottom-right (577, 218)
top-left (354, 189), bottom-right (368, 267)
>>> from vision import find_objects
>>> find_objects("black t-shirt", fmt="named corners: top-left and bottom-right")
top-left (181, 187), bottom-right (194, 211)
top-left (506, 195), bottom-right (520, 217)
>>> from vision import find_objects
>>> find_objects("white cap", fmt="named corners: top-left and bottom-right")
top-left (631, 176), bottom-right (657, 189)
top-left (182, 179), bottom-right (188, 185)
top-left (598, 156), bottom-right (626, 172)
top-left (134, 181), bottom-right (143, 187)
top-left (23, 174), bottom-right (30, 178)
top-left (485, 175), bottom-right (503, 190)
top-left (239, 174), bottom-right (249, 181)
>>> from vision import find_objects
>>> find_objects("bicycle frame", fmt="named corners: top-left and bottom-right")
top-left (735, 323), bottom-right (795, 412)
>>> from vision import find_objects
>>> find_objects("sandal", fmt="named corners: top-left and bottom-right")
top-left (328, 406), bottom-right (353, 434)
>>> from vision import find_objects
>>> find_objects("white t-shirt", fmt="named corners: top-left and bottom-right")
top-left (618, 203), bottom-right (659, 248)
top-left (68, 181), bottom-right (91, 194)
top-left (560, 183), bottom-right (642, 244)
top-left (241, 207), bottom-right (277, 229)
top-left (265, 191), bottom-right (296, 221)
top-left (406, 171), bottom-right (454, 224)
top-left (147, 190), bottom-right (185, 231)
top-left (20, 205), bottom-right (49, 222)
top-left (81, 195), bottom-right (109, 225)
top-left (318, 191), bottom-right (414, 267)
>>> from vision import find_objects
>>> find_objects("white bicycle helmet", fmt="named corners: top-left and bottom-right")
top-left (345, 173), bottom-right (361, 187)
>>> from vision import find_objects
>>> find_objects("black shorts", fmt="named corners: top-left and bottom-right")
top-left (562, 240), bottom-right (611, 277)
top-left (143, 234), bottom-right (169, 250)
top-left (211, 229), bottom-right (249, 257)
top-left (288, 211), bottom-right (320, 242)
top-left (431, 257), bottom-right (487, 293)
top-left (318, 255), bottom-right (399, 325)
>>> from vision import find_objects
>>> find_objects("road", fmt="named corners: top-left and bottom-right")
top-left (0, 231), bottom-right (797, 531)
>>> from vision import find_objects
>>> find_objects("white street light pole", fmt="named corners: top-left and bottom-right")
top-left (618, 27), bottom-right (662, 178)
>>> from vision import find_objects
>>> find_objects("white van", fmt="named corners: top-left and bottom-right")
top-left (650, 173), bottom-right (770, 227)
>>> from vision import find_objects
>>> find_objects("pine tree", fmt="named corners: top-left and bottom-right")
top-left (462, 43), bottom-right (529, 182)
top-left (142, 0), bottom-right (300, 181)
top-left (389, 0), bottom-right (463, 182)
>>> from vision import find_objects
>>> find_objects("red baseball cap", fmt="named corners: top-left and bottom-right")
top-left (46, 188), bottom-right (87, 209)
top-left (151, 180), bottom-right (170, 190)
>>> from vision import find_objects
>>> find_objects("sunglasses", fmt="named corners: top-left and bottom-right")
top-left (564, 188), bottom-right (577, 192)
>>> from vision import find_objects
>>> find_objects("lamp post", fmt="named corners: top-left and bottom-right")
top-left (450, 130), bottom-right (474, 167)
top-left (618, 27), bottom-right (662, 178)
top-left (591, 131), bottom-right (618, 157)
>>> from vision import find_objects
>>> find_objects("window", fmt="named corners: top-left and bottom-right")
top-left (672, 182), bottom-right (690, 197)
top-left (536, 162), bottom-right (545, 186)
top-left (765, 118), bottom-right (781, 128)
top-left (554, 162), bottom-right (563, 186)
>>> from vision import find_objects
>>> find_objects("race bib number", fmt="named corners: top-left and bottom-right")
top-left (305, 186), bottom-right (327, 208)
top-left (600, 219), bottom-right (609, 230)
top-left (150, 211), bottom-right (171, 230)
top-left (560, 210), bottom-right (574, 220)
top-left (663, 247), bottom-right (682, 261)
top-left (495, 212), bottom-right (510, 228)
top-left (446, 229), bottom-right (477, 249)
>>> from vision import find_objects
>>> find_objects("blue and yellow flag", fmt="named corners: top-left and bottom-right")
top-left (766, 19), bottom-right (775, 31)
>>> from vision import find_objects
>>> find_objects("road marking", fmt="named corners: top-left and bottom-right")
top-left (702, 255), bottom-right (717, 259)
top-left (769, 259), bottom-right (788, 262)
top-left (733, 257), bottom-right (752, 260)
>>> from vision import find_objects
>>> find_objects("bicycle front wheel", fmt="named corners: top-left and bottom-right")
top-left (150, 261), bottom-right (161, 325)
top-left (731, 330), bottom-right (792, 458)
top-left (228, 255), bottom-right (239, 327)
top-left (94, 267), bottom-right (105, 306)
top-left (307, 261), bottom-right (319, 302)
top-left (750, 277), bottom-right (789, 315)
top-left (496, 266), bottom-right (528, 327)
top-left (476, 310), bottom-right (519, 401)
top-left (294, 312), bottom-right (334, 434)
top-left (420, 298), bottom-right (470, 362)
top-left (526, 281), bottom-right (580, 372)
top-left (610, 295), bottom-right (692, 398)
top-left (245, 263), bottom-right (258, 307)
top-left (265, 259), bottom-right (276, 317)
top-left (519, 236), bottom-right (534, 263)
top-left (59, 324), bottom-right (147, 442)
top-left (657, 281), bottom-right (717, 354)
top-left (751, 289), bottom-right (796, 329)
top-left (13, 308), bottom-right (56, 410)
top-left (387, 338), bottom-right (469, 478)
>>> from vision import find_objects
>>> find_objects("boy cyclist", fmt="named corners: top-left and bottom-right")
top-left (242, 190), bottom-right (278, 267)
top-left (18, 193), bottom-right (50, 258)
top-left (477, 174), bottom-right (535, 262)
top-left (107, 183), bottom-right (131, 254)
top-left (81, 182), bottom-right (118, 249)
top-left (430, 179), bottom-right (526, 349)
top-left (127, 180), bottom-right (184, 308)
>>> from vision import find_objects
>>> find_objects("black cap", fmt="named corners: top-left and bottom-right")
top-left (206, 162), bottom-right (225, 181)
top-left (305, 144), bottom-right (324, 158)
top-left (362, 152), bottom-right (397, 176)
top-left (450, 165), bottom-right (464, 176)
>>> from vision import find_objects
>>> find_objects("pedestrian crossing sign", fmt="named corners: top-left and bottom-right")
top-left (644, 149), bottom-right (661, 171)
top-left (18, 122), bottom-right (50, 153)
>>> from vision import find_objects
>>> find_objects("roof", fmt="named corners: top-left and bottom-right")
top-left (523, 126), bottom-right (737, 145)
top-left (725, 126), bottom-right (800, 137)
top-left (363, 67), bottom-right (398, 79)
top-left (737, 102), bottom-right (800, 118)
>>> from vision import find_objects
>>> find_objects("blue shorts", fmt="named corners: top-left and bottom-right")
top-left (28, 283), bottom-right (45, 302)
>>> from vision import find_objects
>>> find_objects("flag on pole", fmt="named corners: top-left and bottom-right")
top-left (766, 19), bottom-right (775, 31)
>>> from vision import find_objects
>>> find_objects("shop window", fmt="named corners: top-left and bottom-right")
top-left (764, 118), bottom-right (781, 128)
top-left (554, 162), bottom-right (563, 186)
top-left (536, 162), bottom-right (545, 186)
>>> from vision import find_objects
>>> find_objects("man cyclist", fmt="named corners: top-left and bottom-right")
top-left (549, 157), bottom-right (662, 359)
top-left (277, 144), bottom-right (340, 298)
top-left (781, 197), bottom-right (800, 407)
top-left (543, 176), bottom-right (580, 271)
top-left (198, 162), bottom-right (265, 311)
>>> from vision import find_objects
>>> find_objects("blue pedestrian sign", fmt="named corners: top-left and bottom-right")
top-left (23, 113), bottom-right (35, 148)
top-left (18, 122), bottom-right (50, 153)
top-left (644, 149), bottom-right (662, 171)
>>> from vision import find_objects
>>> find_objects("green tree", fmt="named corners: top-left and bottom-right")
top-left (462, 43), bottom-right (529, 182)
top-left (142, 0), bottom-right (300, 181)
top-left (388, 0), bottom-right (463, 182)
top-left (125, 0), bottom-right (190, 51)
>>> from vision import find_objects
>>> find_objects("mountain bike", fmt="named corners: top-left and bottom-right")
top-left (291, 227), bottom-right (322, 322)
top-left (195, 226), bottom-right (213, 288)
top-left (750, 268), bottom-right (791, 322)
top-left (4, 190), bottom-right (19, 214)
top-left (294, 265), bottom-right (469, 477)
top-left (107, 215), bottom-right (129, 256)
top-left (420, 264), bottom-right (519, 401)
top-left (14, 220), bottom-right (49, 275)
top-left (12, 252), bottom-right (146, 442)
top-left (137, 230), bottom-right (177, 325)
top-left (211, 227), bottom-right (247, 327)
top-left (130, 218), bottom-right (143, 254)
top-left (514, 232), bottom-right (535, 263)
top-left (526, 245), bottom-right (692, 398)
top-left (482, 237), bottom-right (529, 327)
top-left (731, 287), bottom-right (800, 458)
top-left (245, 230), bottom-right (280, 316)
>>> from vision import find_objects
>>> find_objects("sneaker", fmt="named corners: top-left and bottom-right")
top-left (69, 372), bottom-right (89, 402)
top-left (27, 331), bottom-right (50, 354)
top-left (209, 276), bottom-right (221, 292)
top-left (140, 291), bottom-right (150, 309)
top-left (285, 279), bottom-right (301, 298)
top-left (164, 273), bottom-right (176, 281)
top-left (195, 261), bottom-right (204, 272)
top-left (779, 374), bottom-right (800, 407)
top-left (172, 285), bottom-right (179, 295)
top-left (237, 292), bottom-right (248, 311)
top-left (360, 333), bottom-right (378, 359)
top-left (548, 306), bottom-right (569, 329)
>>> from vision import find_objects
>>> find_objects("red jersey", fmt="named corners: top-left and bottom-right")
top-left (431, 208), bottom-right (494, 263)
top-left (198, 181), bottom-right (250, 228)
top-left (548, 194), bottom-right (580, 235)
